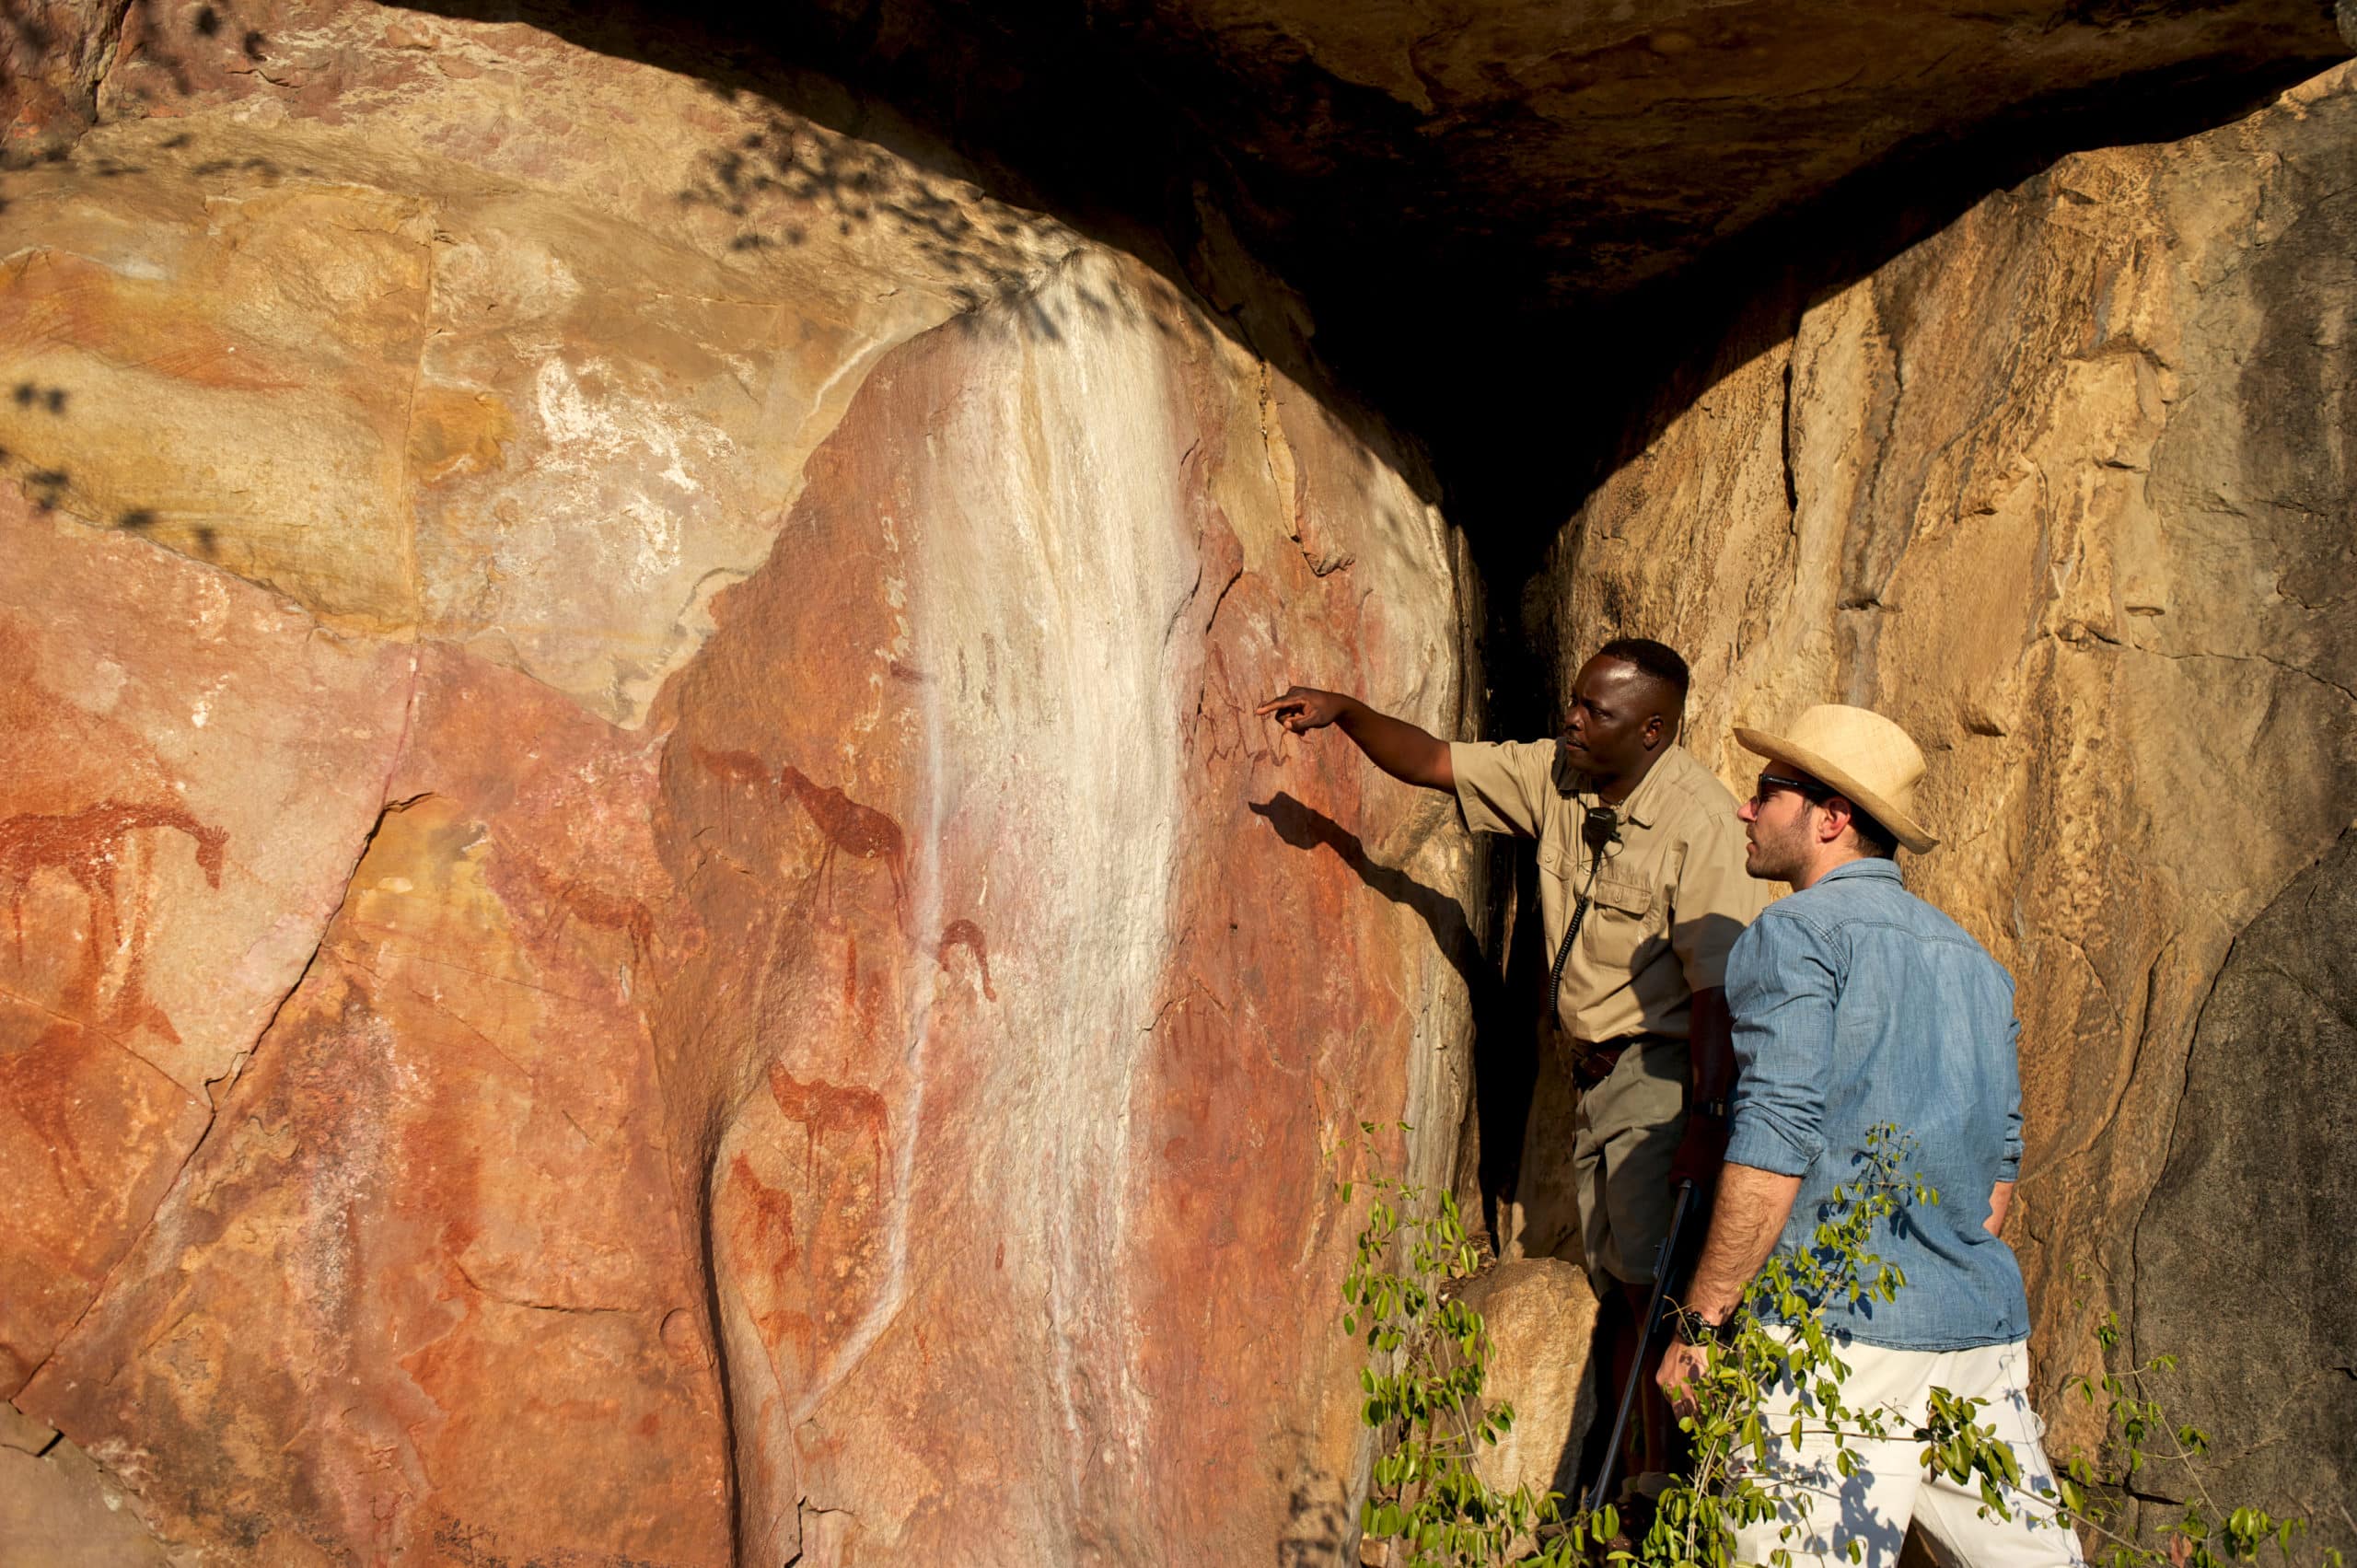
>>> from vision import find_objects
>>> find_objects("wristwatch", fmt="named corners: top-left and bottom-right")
top-left (1669, 1306), bottom-right (1741, 1349)
top-left (1691, 1097), bottom-right (1730, 1120)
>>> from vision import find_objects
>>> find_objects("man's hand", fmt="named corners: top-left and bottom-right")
top-left (1666, 1110), bottom-right (1728, 1192)
top-left (1255, 686), bottom-right (1353, 734)
top-left (1254, 685), bottom-right (1455, 791)
top-left (1657, 1335), bottom-right (1710, 1419)
top-left (1985, 1180), bottom-right (2014, 1238)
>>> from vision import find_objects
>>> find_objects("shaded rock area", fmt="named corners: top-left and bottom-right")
top-left (2136, 827), bottom-right (2357, 1535)
top-left (1538, 61), bottom-right (2357, 1518)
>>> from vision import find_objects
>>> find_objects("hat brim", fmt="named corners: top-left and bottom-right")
top-left (1734, 726), bottom-right (1940, 854)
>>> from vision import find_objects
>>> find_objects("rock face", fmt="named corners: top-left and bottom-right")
top-left (0, 1402), bottom-right (173, 1568)
top-left (468, 0), bottom-right (2348, 457)
top-left (7, 0), bottom-right (2357, 1557)
top-left (2136, 827), bottom-right (2357, 1529)
top-left (1542, 63), bottom-right (2357, 1514)
top-left (1083, 0), bottom-right (2346, 303)
top-left (0, 5), bottom-right (1484, 1562)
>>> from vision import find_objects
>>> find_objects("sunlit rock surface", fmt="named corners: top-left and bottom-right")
top-left (0, 5), bottom-right (1483, 1562)
top-left (1454, 1259), bottom-right (1599, 1513)
top-left (1541, 63), bottom-right (2357, 1518)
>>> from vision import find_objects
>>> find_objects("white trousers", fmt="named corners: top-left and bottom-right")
top-left (1733, 1338), bottom-right (2085, 1568)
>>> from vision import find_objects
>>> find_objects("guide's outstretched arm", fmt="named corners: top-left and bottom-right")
top-left (1255, 686), bottom-right (1456, 792)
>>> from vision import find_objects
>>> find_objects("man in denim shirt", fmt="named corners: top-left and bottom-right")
top-left (1657, 705), bottom-right (2080, 1568)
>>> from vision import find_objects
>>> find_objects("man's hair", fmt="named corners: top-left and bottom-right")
top-left (1596, 637), bottom-right (1691, 708)
top-left (1791, 771), bottom-right (1902, 860)
top-left (1845, 805), bottom-right (1900, 860)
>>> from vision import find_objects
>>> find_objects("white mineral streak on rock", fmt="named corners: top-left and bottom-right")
top-left (911, 251), bottom-right (1192, 1515)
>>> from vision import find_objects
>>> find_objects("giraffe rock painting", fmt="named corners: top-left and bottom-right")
top-left (777, 762), bottom-right (910, 926)
top-left (0, 798), bottom-right (227, 1042)
top-left (0, 500), bottom-right (420, 1422)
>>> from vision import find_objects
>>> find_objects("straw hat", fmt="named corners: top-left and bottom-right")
top-left (1734, 704), bottom-right (1939, 854)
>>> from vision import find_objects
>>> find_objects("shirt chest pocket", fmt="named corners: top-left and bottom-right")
top-left (1584, 870), bottom-right (1661, 969)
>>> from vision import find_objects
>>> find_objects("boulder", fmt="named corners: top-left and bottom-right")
top-left (1454, 1259), bottom-right (1600, 1510)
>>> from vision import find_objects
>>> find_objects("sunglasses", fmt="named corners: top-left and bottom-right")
top-left (1750, 771), bottom-right (1832, 807)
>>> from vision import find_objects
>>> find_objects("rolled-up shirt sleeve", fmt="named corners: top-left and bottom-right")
top-left (1724, 910), bottom-right (1839, 1178)
top-left (1449, 739), bottom-right (1558, 840)
top-left (1999, 1013), bottom-right (2025, 1183)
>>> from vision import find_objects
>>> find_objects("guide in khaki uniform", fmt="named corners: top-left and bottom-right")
top-left (1258, 637), bottom-right (1768, 1481)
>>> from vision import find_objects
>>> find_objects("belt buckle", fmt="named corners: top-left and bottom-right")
top-left (1568, 1037), bottom-right (1625, 1088)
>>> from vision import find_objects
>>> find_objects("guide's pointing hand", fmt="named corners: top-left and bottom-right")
top-left (1255, 686), bottom-right (1348, 734)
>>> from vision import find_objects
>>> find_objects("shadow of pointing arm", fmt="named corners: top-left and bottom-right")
top-left (1249, 793), bottom-right (1492, 1005)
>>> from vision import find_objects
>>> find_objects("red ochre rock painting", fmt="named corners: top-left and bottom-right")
top-left (502, 844), bottom-right (658, 959)
top-left (20, 674), bottom-right (734, 1566)
top-left (0, 799), bottom-right (231, 1391)
top-left (935, 917), bottom-right (996, 1001)
top-left (778, 762), bottom-right (909, 921)
top-left (0, 55), bottom-right (1476, 1563)
top-left (689, 745), bottom-right (911, 929)
top-left (767, 1063), bottom-right (890, 1185)
top-left (0, 798), bottom-right (227, 1038)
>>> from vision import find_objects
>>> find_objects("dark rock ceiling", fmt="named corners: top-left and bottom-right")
top-left (409, 0), bottom-right (2347, 525)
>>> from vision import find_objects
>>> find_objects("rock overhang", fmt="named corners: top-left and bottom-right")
top-left (376, 0), bottom-right (2351, 503)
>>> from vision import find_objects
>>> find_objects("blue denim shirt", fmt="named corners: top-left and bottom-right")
top-left (1724, 859), bottom-right (2031, 1350)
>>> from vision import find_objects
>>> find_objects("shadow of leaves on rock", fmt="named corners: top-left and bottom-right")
top-left (109, 0), bottom-right (271, 113)
top-left (675, 94), bottom-right (1203, 344)
top-left (0, 382), bottom-right (221, 562)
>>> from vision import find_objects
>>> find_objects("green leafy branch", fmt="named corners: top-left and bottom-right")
top-left (1337, 1119), bottom-right (1573, 1567)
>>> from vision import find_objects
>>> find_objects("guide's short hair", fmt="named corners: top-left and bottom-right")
top-left (1596, 637), bottom-right (1691, 706)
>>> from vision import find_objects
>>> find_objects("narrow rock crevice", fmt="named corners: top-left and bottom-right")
top-left (10, 783), bottom-right (437, 1403)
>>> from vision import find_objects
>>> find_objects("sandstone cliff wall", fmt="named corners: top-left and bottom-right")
top-left (1543, 63), bottom-right (2357, 1520)
top-left (0, 6), bottom-right (1485, 1562)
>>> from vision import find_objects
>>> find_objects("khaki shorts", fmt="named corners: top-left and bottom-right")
top-left (1572, 1035), bottom-right (1689, 1289)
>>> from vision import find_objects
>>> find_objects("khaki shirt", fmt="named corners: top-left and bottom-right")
top-left (1451, 739), bottom-right (1767, 1044)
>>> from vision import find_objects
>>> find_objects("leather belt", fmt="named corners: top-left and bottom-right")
top-left (1565, 1031), bottom-right (1678, 1091)
top-left (1567, 1040), bottom-right (1627, 1090)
